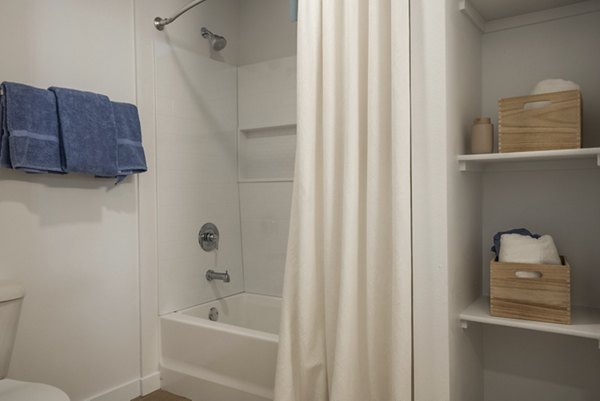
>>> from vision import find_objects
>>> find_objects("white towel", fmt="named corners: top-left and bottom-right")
top-left (531, 79), bottom-right (580, 95)
top-left (524, 79), bottom-right (580, 110)
top-left (499, 234), bottom-right (562, 265)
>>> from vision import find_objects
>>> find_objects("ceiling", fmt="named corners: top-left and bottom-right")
top-left (470, 0), bottom-right (587, 20)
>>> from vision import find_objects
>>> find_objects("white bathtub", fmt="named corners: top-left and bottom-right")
top-left (160, 293), bottom-right (281, 401)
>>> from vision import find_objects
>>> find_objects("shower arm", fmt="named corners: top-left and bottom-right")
top-left (154, 0), bottom-right (210, 31)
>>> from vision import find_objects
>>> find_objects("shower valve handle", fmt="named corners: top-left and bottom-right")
top-left (199, 223), bottom-right (219, 251)
top-left (202, 232), bottom-right (217, 242)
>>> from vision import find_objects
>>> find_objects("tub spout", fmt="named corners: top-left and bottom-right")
top-left (206, 269), bottom-right (230, 283)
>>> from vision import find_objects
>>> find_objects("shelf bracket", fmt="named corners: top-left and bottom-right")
top-left (459, 160), bottom-right (483, 173)
top-left (596, 154), bottom-right (600, 167)
top-left (461, 320), bottom-right (469, 330)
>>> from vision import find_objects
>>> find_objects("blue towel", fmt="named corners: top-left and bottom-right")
top-left (112, 102), bottom-right (147, 179)
top-left (49, 86), bottom-right (118, 177)
top-left (0, 82), bottom-right (63, 173)
top-left (0, 86), bottom-right (10, 168)
top-left (491, 228), bottom-right (541, 260)
top-left (290, 0), bottom-right (298, 22)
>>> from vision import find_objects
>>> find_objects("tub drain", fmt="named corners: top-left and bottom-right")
top-left (209, 307), bottom-right (219, 321)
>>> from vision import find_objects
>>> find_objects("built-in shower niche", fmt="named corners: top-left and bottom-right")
top-left (237, 56), bottom-right (297, 182)
top-left (238, 124), bottom-right (296, 181)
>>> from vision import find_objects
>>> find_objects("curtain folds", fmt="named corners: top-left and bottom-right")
top-left (274, 0), bottom-right (412, 400)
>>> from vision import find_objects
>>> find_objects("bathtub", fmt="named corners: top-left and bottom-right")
top-left (160, 293), bottom-right (281, 401)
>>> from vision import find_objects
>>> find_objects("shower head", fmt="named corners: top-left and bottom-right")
top-left (201, 27), bottom-right (227, 51)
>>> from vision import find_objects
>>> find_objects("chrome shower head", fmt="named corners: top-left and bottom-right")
top-left (201, 27), bottom-right (227, 51)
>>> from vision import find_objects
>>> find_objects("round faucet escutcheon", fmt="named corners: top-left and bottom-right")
top-left (199, 223), bottom-right (219, 252)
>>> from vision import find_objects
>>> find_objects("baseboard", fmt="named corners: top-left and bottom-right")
top-left (86, 378), bottom-right (140, 401)
top-left (161, 367), bottom-right (271, 401)
top-left (141, 371), bottom-right (161, 396)
top-left (86, 371), bottom-right (160, 401)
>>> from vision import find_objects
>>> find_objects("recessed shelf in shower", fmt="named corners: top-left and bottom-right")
top-left (238, 124), bottom-right (297, 181)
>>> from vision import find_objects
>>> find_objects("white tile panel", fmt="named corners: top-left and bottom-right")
top-left (238, 56), bottom-right (297, 129)
top-left (239, 182), bottom-right (294, 297)
top-left (155, 44), bottom-right (243, 314)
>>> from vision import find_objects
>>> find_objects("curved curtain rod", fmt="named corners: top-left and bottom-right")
top-left (154, 0), bottom-right (210, 31)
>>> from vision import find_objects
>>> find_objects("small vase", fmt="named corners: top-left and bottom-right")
top-left (471, 117), bottom-right (493, 154)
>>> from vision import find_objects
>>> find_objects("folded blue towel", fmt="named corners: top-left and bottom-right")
top-left (0, 82), bottom-right (63, 173)
top-left (290, 0), bottom-right (298, 22)
top-left (0, 87), bottom-right (10, 168)
top-left (112, 102), bottom-right (147, 179)
top-left (49, 86), bottom-right (118, 177)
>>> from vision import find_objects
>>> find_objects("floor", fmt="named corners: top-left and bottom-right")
top-left (132, 390), bottom-right (190, 401)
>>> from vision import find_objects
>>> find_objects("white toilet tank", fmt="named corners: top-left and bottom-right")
top-left (0, 280), bottom-right (25, 379)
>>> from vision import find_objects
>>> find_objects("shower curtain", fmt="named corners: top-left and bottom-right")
top-left (274, 0), bottom-right (411, 400)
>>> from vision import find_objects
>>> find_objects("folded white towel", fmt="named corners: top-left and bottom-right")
top-left (531, 79), bottom-right (580, 95)
top-left (499, 234), bottom-right (562, 265)
top-left (524, 79), bottom-right (580, 110)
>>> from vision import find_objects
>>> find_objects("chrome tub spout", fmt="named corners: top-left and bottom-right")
top-left (206, 269), bottom-right (230, 283)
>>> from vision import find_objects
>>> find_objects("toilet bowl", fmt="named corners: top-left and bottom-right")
top-left (0, 280), bottom-right (70, 401)
top-left (0, 379), bottom-right (69, 401)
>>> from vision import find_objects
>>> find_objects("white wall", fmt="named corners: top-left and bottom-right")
top-left (239, 0), bottom-right (297, 66)
top-left (479, 19), bottom-right (600, 399)
top-left (134, 0), bottom-right (243, 383)
top-left (155, 42), bottom-right (243, 314)
top-left (237, 0), bottom-right (297, 298)
top-left (410, 0), bottom-right (452, 399)
top-left (136, 0), bottom-right (255, 315)
top-left (480, 163), bottom-right (600, 400)
top-left (482, 12), bottom-right (600, 149)
top-left (412, 1), bottom-right (486, 400)
top-left (483, 325), bottom-right (600, 401)
top-left (444, 8), bottom-right (600, 401)
top-left (0, 1), bottom-right (140, 401)
top-left (239, 182), bottom-right (293, 297)
top-left (480, 13), bottom-right (600, 298)
top-left (237, 56), bottom-right (297, 297)
top-left (481, 166), bottom-right (600, 306)
top-left (0, 2), bottom-right (297, 399)
top-left (238, 56), bottom-right (297, 131)
top-left (445, 2), bottom-right (485, 401)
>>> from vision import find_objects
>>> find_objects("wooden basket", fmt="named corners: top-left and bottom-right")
top-left (498, 90), bottom-right (581, 153)
top-left (490, 256), bottom-right (571, 324)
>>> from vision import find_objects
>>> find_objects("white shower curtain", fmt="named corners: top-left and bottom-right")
top-left (274, 0), bottom-right (412, 400)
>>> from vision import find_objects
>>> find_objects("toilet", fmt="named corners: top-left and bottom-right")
top-left (0, 280), bottom-right (70, 401)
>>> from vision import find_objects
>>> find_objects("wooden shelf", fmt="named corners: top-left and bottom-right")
top-left (459, 0), bottom-right (600, 33)
top-left (458, 147), bottom-right (600, 172)
top-left (460, 297), bottom-right (600, 348)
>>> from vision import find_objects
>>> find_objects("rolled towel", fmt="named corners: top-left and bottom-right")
top-left (491, 228), bottom-right (540, 259)
top-left (531, 79), bottom-right (580, 95)
top-left (49, 86), bottom-right (118, 177)
top-left (499, 234), bottom-right (562, 265)
top-left (524, 79), bottom-right (580, 110)
top-left (0, 82), bottom-right (63, 173)
top-left (112, 102), bottom-right (147, 180)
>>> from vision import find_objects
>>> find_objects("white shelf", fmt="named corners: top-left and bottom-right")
top-left (460, 0), bottom-right (600, 33)
top-left (238, 178), bottom-right (293, 183)
top-left (458, 147), bottom-right (600, 172)
top-left (460, 297), bottom-right (600, 348)
top-left (239, 123), bottom-right (296, 136)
